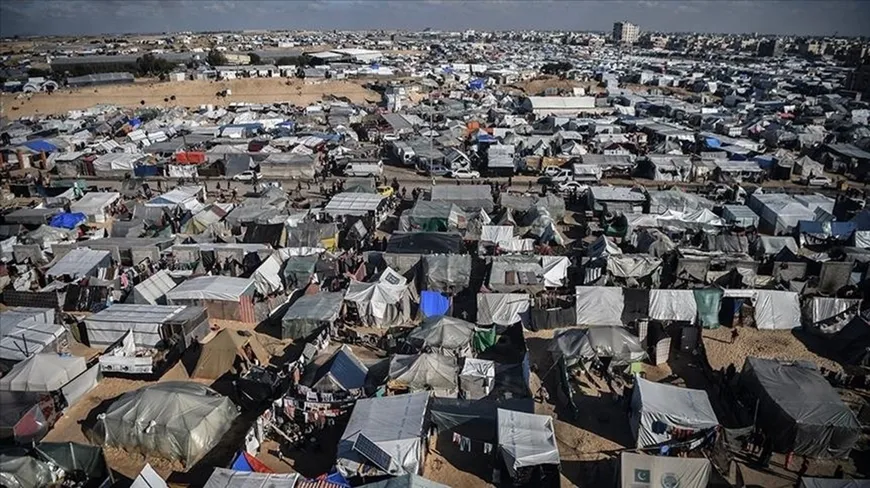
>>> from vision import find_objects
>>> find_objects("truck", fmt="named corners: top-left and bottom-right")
top-left (344, 161), bottom-right (384, 177)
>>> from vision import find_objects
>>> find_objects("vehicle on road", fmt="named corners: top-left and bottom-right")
top-left (344, 161), bottom-right (384, 178)
top-left (449, 168), bottom-right (481, 179)
top-left (377, 185), bottom-right (395, 197)
top-left (806, 176), bottom-right (832, 188)
top-left (556, 181), bottom-right (588, 193)
top-left (232, 170), bottom-right (259, 181)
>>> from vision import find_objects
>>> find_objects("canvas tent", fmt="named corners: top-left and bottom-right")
top-left (407, 316), bottom-right (475, 357)
top-left (336, 391), bottom-right (429, 477)
top-left (477, 293), bottom-right (530, 326)
top-left (281, 292), bottom-right (345, 340)
top-left (167, 276), bottom-right (257, 324)
top-left (739, 357), bottom-right (860, 458)
top-left (551, 326), bottom-right (646, 368)
top-left (192, 329), bottom-right (271, 380)
top-left (91, 382), bottom-right (238, 466)
top-left (345, 268), bottom-right (415, 327)
top-left (620, 452), bottom-right (711, 488)
top-left (497, 409), bottom-right (560, 479)
top-left (0, 353), bottom-right (86, 392)
top-left (629, 376), bottom-right (719, 448)
top-left (389, 353), bottom-right (458, 396)
top-left (46, 248), bottom-right (112, 279)
top-left (309, 345), bottom-right (368, 393)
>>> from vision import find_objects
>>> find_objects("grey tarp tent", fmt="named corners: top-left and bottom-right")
top-left (422, 254), bottom-right (471, 291)
top-left (799, 479), bottom-right (870, 488)
top-left (497, 409), bottom-right (560, 478)
top-left (407, 316), bottom-right (475, 356)
top-left (0, 307), bottom-right (64, 362)
top-left (0, 453), bottom-right (53, 488)
top-left (281, 291), bottom-right (345, 340)
top-left (35, 442), bottom-right (111, 486)
top-left (477, 293), bottom-right (530, 326)
top-left (344, 268), bottom-right (416, 327)
top-left (389, 353), bottom-right (458, 396)
top-left (630, 376), bottom-right (719, 448)
top-left (739, 357), bottom-right (860, 458)
top-left (131, 269), bottom-right (178, 305)
top-left (90, 382), bottom-right (238, 467)
top-left (310, 345), bottom-right (368, 393)
top-left (550, 326), bottom-right (646, 368)
top-left (203, 468), bottom-right (300, 488)
top-left (359, 474), bottom-right (450, 488)
top-left (0, 353), bottom-right (86, 392)
top-left (620, 452), bottom-right (711, 488)
top-left (336, 391), bottom-right (429, 477)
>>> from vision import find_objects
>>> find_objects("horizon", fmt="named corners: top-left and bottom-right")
top-left (1, 0), bottom-right (869, 39)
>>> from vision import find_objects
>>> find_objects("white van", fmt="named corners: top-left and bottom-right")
top-left (392, 142), bottom-right (416, 167)
top-left (345, 161), bottom-right (383, 177)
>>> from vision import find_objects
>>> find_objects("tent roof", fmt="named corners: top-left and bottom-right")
top-left (551, 326), bottom-right (646, 366)
top-left (203, 468), bottom-right (300, 488)
top-left (635, 376), bottom-right (719, 428)
top-left (324, 192), bottom-right (385, 216)
top-left (282, 292), bottom-right (345, 322)
top-left (389, 353), bottom-right (458, 391)
top-left (46, 248), bottom-right (111, 278)
top-left (359, 474), bottom-right (450, 488)
top-left (386, 232), bottom-right (463, 254)
top-left (192, 329), bottom-right (271, 379)
top-left (167, 276), bottom-right (254, 301)
top-left (407, 316), bottom-right (475, 351)
top-left (0, 353), bottom-right (87, 392)
top-left (87, 304), bottom-right (189, 325)
top-left (311, 345), bottom-right (369, 391)
top-left (497, 409), bottom-right (560, 476)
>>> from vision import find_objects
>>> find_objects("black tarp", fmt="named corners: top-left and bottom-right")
top-left (621, 288), bottom-right (650, 324)
top-left (63, 285), bottom-right (109, 313)
top-left (429, 397), bottom-right (535, 441)
top-left (35, 442), bottom-right (110, 486)
top-left (2, 291), bottom-right (60, 310)
top-left (529, 308), bottom-right (575, 331)
top-left (739, 357), bottom-right (860, 458)
top-left (386, 232), bottom-right (463, 254)
top-left (243, 223), bottom-right (284, 247)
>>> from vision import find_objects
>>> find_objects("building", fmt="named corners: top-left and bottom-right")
top-left (757, 38), bottom-right (782, 57)
top-left (612, 21), bottom-right (639, 45)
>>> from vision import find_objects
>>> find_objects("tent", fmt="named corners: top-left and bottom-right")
top-left (336, 391), bottom-right (429, 477)
top-left (0, 453), bottom-right (54, 488)
top-left (620, 452), bottom-right (710, 488)
top-left (422, 254), bottom-right (471, 291)
top-left (46, 248), bottom-right (112, 279)
top-left (739, 357), bottom-right (860, 458)
top-left (497, 409), bottom-right (560, 479)
top-left (192, 329), bottom-right (271, 380)
top-left (90, 382), bottom-right (239, 466)
top-left (407, 316), bottom-right (475, 356)
top-left (345, 268), bottom-right (416, 327)
top-left (130, 463), bottom-right (167, 488)
top-left (459, 358), bottom-right (495, 400)
top-left (419, 291), bottom-right (450, 318)
top-left (629, 376), bottom-right (719, 448)
top-left (799, 479), bottom-right (870, 488)
top-left (70, 192), bottom-right (121, 223)
top-left (649, 289), bottom-right (697, 322)
top-left (0, 307), bottom-right (65, 362)
top-left (167, 276), bottom-right (257, 324)
top-left (386, 232), bottom-right (463, 254)
top-left (203, 468), bottom-right (300, 488)
top-left (84, 304), bottom-right (207, 349)
top-left (359, 474), bottom-right (449, 488)
top-left (281, 292), bottom-right (345, 340)
top-left (310, 345), bottom-right (368, 393)
top-left (0, 353), bottom-right (86, 392)
top-left (389, 353), bottom-right (458, 396)
top-left (551, 326), bottom-right (646, 368)
top-left (35, 442), bottom-right (111, 486)
top-left (575, 287), bottom-right (624, 326)
top-left (131, 269), bottom-right (178, 305)
top-left (477, 293), bottom-right (530, 326)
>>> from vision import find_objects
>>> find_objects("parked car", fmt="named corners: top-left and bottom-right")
top-left (232, 170), bottom-right (259, 181)
top-left (556, 181), bottom-right (589, 193)
top-left (377, 185), bottom-right (395, 197)
top-left (449, 168), bottom-right (481, 179)
top-left (344, 162), bottom-right (383, 178)
top-left (806, 176), bottom-right (832, 188)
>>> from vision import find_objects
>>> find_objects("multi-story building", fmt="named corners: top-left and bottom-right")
top-left (757, 38), bottom-right (782, 57)
top-left (612, 21), bottom-right (639, 45)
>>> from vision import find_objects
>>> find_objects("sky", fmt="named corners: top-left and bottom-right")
top-left (1, 0), bottom-right (868, 38)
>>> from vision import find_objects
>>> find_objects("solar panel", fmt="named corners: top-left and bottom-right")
top-left (353, 434), bottom-right (393, 473)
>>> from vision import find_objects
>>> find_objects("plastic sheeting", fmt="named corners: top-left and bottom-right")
top-left (336, 392), bottom-right (429, 477)
top-left (551, 326), bottom-right (646, 367)
top-left (92, 382), bottom-right (238, 467)
top-left (541, 256), bottom-right (570, 287)
top-left (620, 453), bottom-right (711, 488)
top-left (132, 270), bottom-right (177, 305)
top-left (804, 298), bottom-right (862, 334)
top-left (203, 468), bottom-right (300, 488)
top-left (419, 291), bottom-right (450, 318)
top-left (46, 248), bottom-right (111, 279)
top-left (740, 357), bottom-right (860, 458)
top-left (630, 376), bottom-right (719, 448)
top-left (167, 276), bottom-right (254, 301)
top-left (35, 442), bottom-right (109, 483)
top-left (345, 268), bottom-right (414, 327)
top-left (389, 353), bottom-right (458, 394)
top-left (281, 292), bottom-right (345, 340)
top-left (423, 255), bottom-right (471, 291)
top-left (693, 289), bottom-right (723, 329)
top-left (649, 290), bottom-right (697, 322)
top-left (407, 316), bottom-right (475, 355)
top-left (575, 287), bottom-right (624, 326)
top-left (477, 293), bottom-right (529, 326)
top-left (0, 354), bottom-right (86, 392)
top-left (608, 255), bottom-right (662, 279)
top-left (0, 308), bottom-right (64, 362)
top-left (754, 290), bottom-right (801, 330)
top-left (497, 409), bottom-right (560, 478)
top-left (0, 454), bottom-right (54, 488)
top-left (49, 212), bottom-right (86, 229)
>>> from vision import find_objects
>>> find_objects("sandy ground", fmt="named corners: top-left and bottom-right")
top-left (0, 77), bottom-right (381, 117)
top-left (702, 326), bottom-right (843, 373)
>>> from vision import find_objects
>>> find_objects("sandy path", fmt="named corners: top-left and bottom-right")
top-left (0, 77), bottom-right (381, 117)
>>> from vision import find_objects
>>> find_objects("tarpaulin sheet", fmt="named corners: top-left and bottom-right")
top-left (476, 293), bottom-right (529, 326)
top-left (529, 307), bottom-right (575, 331)
top-left (649, 290), bottom-right (697, 322)
top-left (497, 409), bottom-right (560, 477)
top-left (551, 326), bottom-right (646, 367)
top-left (740, 357), bottom-right (860, 458)
top-left (428, 397), bottom-right (534, 437)
top-left (423, 255), bottom-right (471, 291)
top-left (408, 316), bottom-right (474, 354)
top-left (630, 376), bottom-right (719, 448)
top-left (541, 256), bottom-right (570, 288)
top-left (49, 212), bottom-right (86, 229)
top-left (805, 298), bottom-right (862, 334)
top-left (575, 287), bottom-right (624, 326)
top-left (754, 290), bottom-right (801, 330)
top-left (621, 288), bottom-right (650, 324)
top-left (693, 289), bottom-right (723, 329)
top-left (620, 453), bottom-right (711, 488)
top-left (388, 353), bottom-right (458, 394)
top-left (419, 291), bottom-right (450, 318)
top-left (608, 255), bottom-right (662, 279)
top-left (473, 327), bottom-right (498, 353)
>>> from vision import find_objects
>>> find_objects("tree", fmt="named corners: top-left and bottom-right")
top-left (541, 61), bottom-right (573, 76)
top-left (248, 52), bottom-right (261, 65)
top-left (206, 49), bottom-right (227, 67)
top-left (135, 53), bottom-right (174, 76)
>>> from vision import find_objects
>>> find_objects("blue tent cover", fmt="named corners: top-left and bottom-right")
top-left (420, 291), bottom-right (450, 318)
top-left (49, 212), bottom-right (86, 229)
top-left (23, 140), bottom-right (58, 153)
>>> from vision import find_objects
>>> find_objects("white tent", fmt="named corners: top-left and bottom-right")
top-left (477, 293), bottom-right (529, 326)
top-left (0, 307), bottom-right (65, 361)
top-left (70, 192), bottom-right (121, 223)
top-left (336, 392), bottom-right (429, 477)
top-left (203, 468), bottom-right (300, 488)
top-left (0, 353), bottom-right (86, 392)
top-left (84, 304), bottom-right (193, 348)
top-left (649, 289), bottom-right (697, 322)
top-left (541, 256), bottom-right (570, 287)
top-left (620, 452), bottom-right (711, 488)
top-left (389, 353), bottom-right (458, 396)
top-left (131, 269), bottom-right (177, 305)
top-left (754, 290), bottom-right (801, 330)
top-left (629, 376), bottom-right (719, 448)
top-left (575, 287), bottom-right (624, 326)
top-left (345, 268), bottom-right (415, 327)
top-left (46, 248), bottom-right (112, 279)
top-left (497, 409), bottom-right (560, 478)
top-left (459, 358), bottom-right (495, 400)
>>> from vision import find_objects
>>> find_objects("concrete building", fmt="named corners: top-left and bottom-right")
top-left (757, 39), bottom-right (782, 57)
top-left (613, 21), bottom-right (639, 45)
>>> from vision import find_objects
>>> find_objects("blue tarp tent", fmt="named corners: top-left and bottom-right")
top-left (705, 137), bottom-right (721, 148)
top-left (477, 134), bottom-right (497, 144)
top-left (134, 165), bottom-right (161, 177)
top-left (468, 79), bottom-right (485, 90)
top-left (49, 212), bottom-right (86, 229)
top-left (420, 291), bottom-right (450, 318)
top-left (129, 118), bottom-right (142, 128)
top-left (798, 220), bottom-right (857, 239)
top-left (23, 140), bottom-right (58, 153)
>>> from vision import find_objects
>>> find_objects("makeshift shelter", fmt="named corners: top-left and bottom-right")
top-left (324, 192), bottom-right (386, 217)
top-left (281, 292), bottom-right (345, 340)
top-left (309, 345), bottom-right (368, 394)
top-left (0, 353), bottom-right (86, 392)
top-left (389, 353), bottom-right (458, 396)
top-left (0, 307), bottom-right (65, 362)
top-left (407, 316), bottom-right (475, 356)
top-left (739, 357), bottom-right (860, 458)
top-left (70, 192), bottom-right (121, 223)
top-left (49, 212), bottom-right (86, 230)
top-left (336, 391), bottom-right (429, 477)
top-left (359, 474), bottom-right (449, 488)
top-left (629, 376), bottom-right (719, 448)
top-left (0, 453), bottom-right (54, 488)
top-left (145, 186), bottom-right (205, 213)
top-left (46, 248), bottom-right (112, 279)
top-left (131, 269), bottom-right (178, 305)
top-left (90, 382), bottom-right (238, 466)
top-left (620, 452), bottom-right (711, 488)
top-left (84, 304), bottom-right (208, 349)
top-left (649, 289), bottom-right (697, 322)
top-left (404, 201), bottom-right (465, 232)
top-left (204, 468), bottom-right (299, 488)
top-left (551, 326), bottom-right (646, 368)
top-left (386, 232), bottom-right (463, 254)
top-left (803, 297), bottom-right (863, 334)
top-left (459, 358), bottom-right (496, 400)
top-left (497, 409), bottom-right (560, 483)
top-left (167, 276), bottom-right (257, 324)
top-left (345, 268), bottom-right (416, 327)
top-left (130, 463), bottom-right (167, 488)
top-left (0, 391), bottom-right (61, 443)
top-left (192, 329), bottom-right (271, 380)
top-left (430, 185), bottom-right (494, 212)
top-left (422, 254), bottom-right (471, 292)
top-left (575, 287), bottom-right (624, 326)
top-left (35, 442), bottom-right (112, 487)
top-left (477, 293), bottom-right (530, 326)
